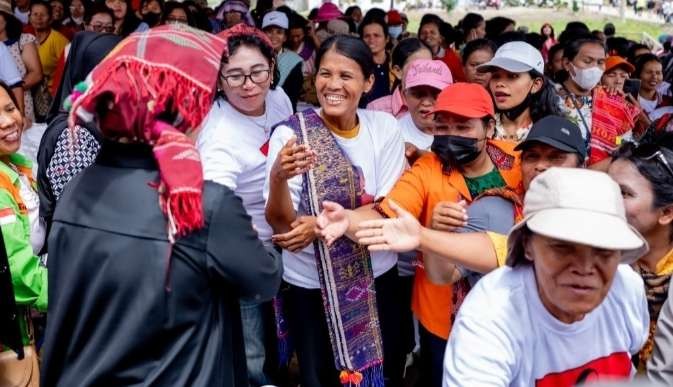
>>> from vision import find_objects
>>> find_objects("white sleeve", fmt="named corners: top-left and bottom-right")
top-left (263, 125), bottom-right (303, 211)
top-left (443, 311), bottom-right (519, 387)
top-left (196, 105), bottom-right (243, 191)
top-left (0, 45), bottom-right (22, 86)
top-left (375, 115), bottom-right (406, 197)
top-left (277, 88), bottom-right (293, 116)
top-left (622, 266), bottom-right (650, 355)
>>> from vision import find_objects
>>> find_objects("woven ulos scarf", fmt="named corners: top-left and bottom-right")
top-left (68, 24), bottom-right (228, 242)
top-left (285, 109), bottom-right (385, 386)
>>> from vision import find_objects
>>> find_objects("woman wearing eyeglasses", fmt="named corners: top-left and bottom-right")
top-left (608, 132), bottom-right (673, 373)
top-left (196, 23), bottom-right (292, 386)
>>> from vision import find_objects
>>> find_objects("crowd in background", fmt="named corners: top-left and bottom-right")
top-left (2, 1), bottom-right (673, 387)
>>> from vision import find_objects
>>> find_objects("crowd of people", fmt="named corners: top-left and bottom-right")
top-left (2, 1), bottom-right (673, 387)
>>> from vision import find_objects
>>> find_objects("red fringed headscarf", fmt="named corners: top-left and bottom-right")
top-left (69, 24), bottom-right (227, 242)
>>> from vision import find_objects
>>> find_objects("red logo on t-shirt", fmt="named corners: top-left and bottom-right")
top-left (536, 352), bottom-right (631, 387)
top-left (260, 140), bottom-right (270, 157)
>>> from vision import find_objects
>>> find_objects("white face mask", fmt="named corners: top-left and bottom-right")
top-left (388, 25), bottom-right (403, 40)
top-left (570, 64), bottom-right (603, 91)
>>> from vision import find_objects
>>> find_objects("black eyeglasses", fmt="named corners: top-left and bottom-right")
top-left (90, 23), bottom-right (115, 33)
top-left (221, 69), bottom-right (271, 88)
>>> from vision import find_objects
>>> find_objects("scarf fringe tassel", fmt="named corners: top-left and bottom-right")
top-left (168, 191), bottom-right (204, 238)
top-left (75, 58), bottom-right (214, 137)
top-left (339, 365), bottom-right (384, 387)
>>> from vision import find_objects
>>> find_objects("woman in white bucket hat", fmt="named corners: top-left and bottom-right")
top-left (442, 167), bottom-right (650, 387)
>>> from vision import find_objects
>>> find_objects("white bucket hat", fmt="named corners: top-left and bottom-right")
top-left (506, 168), bottom-right (649, 266)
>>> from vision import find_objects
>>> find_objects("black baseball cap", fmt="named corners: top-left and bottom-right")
top-left (515, 116), bottom-right (587, 161)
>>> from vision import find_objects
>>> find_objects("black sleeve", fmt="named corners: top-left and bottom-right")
top-left (282, 63), bottom-right (304, 113)
top-left (206, 186), bottom-right (282, 301)
top-left (36, 116), bottom-right (66, 243)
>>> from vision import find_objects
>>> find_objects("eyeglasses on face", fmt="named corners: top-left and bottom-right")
top-left (90, 23), bottom-right (115, 33)
top-left (221, 69), bottom-right (271, 88)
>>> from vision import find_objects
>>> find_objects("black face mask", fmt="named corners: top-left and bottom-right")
top-left (142, 12), bottom-right (161, 27)
top-left (500, 91), bottom-right (532, 121)
top-left (431, 135), bottom-right (483, 168)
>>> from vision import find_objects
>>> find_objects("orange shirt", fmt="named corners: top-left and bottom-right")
top-left (378, 140), bottom-right (522, 339)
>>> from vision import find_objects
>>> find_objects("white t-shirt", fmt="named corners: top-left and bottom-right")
top-left (264, 109), bottom-right (406, 289)
top-left (638, 95), bottom-right (659, 116)
top-left (443, 264), bottom-right (649, 387)
top-left (398, 113), bottom-right (433, 151)
top-left (18, 174), bottom-right (45, 254)
top-left (197, 88), bottom-right (292, 243)
top-left (0, 44), bottom-right (22, 86)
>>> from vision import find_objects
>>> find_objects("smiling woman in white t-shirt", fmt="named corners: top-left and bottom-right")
top-left (196, 24), bottom-right (292, 387)
top-left (264, 35), bottom-right (406, 387)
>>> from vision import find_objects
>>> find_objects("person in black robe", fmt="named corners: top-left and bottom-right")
top-left (40, 24), bottom-right (282, 387)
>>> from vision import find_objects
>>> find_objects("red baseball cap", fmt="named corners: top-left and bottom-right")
top-left (605, 56), bottom-right (635, 74)
top-left (429, 82), bottom-right (495, 118)
top-left (387, 10), bottom-right (402, 26)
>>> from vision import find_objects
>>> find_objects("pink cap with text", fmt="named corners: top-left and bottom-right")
top-left (404, 59), bottom-right (453, 92)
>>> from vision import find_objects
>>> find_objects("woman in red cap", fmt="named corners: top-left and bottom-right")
top-left (315, 82), bottom-right (522, 387)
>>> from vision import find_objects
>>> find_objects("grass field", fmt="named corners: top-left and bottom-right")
top-left (405, 7), bottom-right (672, 42)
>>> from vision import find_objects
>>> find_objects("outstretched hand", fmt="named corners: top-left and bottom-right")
top-left (315, 201), bottom-right (349, 246)
top-left (355, 200), bottom-right (422, 252)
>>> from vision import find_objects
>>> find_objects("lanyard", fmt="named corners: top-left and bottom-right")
top-left (563, 86), bottom-right (592, 148)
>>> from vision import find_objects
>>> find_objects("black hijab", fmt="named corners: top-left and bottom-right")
top-left (38, 32), bottom-right (121, 241)
top-left (47, 31), bottom-right (122, 122)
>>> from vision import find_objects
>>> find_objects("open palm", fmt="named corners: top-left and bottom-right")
top-left (355, 200), bottom-right (421, 252)
top-left (316, 201), bottom-right (350, 246)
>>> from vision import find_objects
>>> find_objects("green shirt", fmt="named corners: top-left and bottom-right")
top-left (464, 167), bottom-right (506, 199)
top-left (0, 153), bottom-right (47, 349)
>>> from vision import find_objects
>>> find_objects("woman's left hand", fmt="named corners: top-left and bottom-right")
top-left (272, 216), bottom-right (318, 252)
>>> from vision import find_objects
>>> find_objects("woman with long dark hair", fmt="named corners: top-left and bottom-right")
top-left (540, 22), bottom-right (557, 62)
top-left (459, 12), bottom-right (485, 45)
top-left (265, 34), bottom-right (407, 387)
top-left (609, 133), bottom-right (673, 373)
top-left (103, 0), bottom-right (148, 36)
top-left (478, 41), bottom-right (562, 141)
